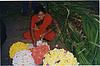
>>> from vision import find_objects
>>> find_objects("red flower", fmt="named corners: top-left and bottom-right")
top-left (32, 44), bottom-right (49, 64)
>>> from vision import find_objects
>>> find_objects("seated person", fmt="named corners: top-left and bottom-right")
top-left (23, 5), bottom-right (56, 46)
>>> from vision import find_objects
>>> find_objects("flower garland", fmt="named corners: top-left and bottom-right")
top-left (12, 50), bottom-right (35, 66)
top-left (32, 43), bottom-right (50, 64)
top-left (9, 41), bottom-right (28, 58)
top-left (9, 41), bottom-right (79, 66)
top-left (43, 48), bottom-right (79, 66)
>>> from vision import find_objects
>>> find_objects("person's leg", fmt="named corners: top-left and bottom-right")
top-left (23, 31), bottom-right (32, 40)
top-left (44, 31), bottom-right (56, 41)
top-left (23, 31), bottom-right (37, 46)
top-left (34, 29), bottom-right (43, 41)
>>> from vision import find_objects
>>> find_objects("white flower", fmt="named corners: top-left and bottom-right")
top-left (12, 50), bottom-right (35, 66)
top-left (36, 40), bottom-right (48, 46)
top-left (36, 40), bottom-right (43, 46)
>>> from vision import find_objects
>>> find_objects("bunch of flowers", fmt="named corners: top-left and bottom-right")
top-left (43, 48), bottom-right (79, 66)
top-left (9, 41), bottom-right (79, 66)
top-left (32, 43), bottom-right (50, 64)
top-left (9, 41), bottom-right (28, 58)
top-left (12, 50), bottom-right (35, 66)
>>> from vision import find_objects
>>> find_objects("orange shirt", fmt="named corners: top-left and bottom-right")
top-left (31, 13), bottom-right (53, 40)
top-left (23, 13), bottom-right (56, 42)
top-left (31, 13), bottom-right (52, 30)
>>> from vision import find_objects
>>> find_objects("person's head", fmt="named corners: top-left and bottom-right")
top-left (34, 4), bottom-right (46, 20)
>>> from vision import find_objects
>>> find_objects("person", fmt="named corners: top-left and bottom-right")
top-left (23, 5), bottom-right (56, 46)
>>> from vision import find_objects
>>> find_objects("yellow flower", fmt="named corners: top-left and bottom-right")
top-left (9, 41), bottom-right (28, 58)
top-left (43, 48), bottom-right (79, 66)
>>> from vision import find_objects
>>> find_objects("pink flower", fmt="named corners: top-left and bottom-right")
top-left (32, 44), bottom-right (49, 64)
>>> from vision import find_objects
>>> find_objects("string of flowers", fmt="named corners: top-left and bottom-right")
top-left (9, 41), bottom-right (29, 58)
top-left (12, 50), bottom-right (35, 66)
top-left (43, 48), bottom-right (79, 66)
top-left (32, 42), bottom-right (50, 64)
top-left (9, 41), bottom-right (79, 66)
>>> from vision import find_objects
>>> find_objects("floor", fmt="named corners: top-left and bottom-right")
top-left (1, 13), bottom-right (31, 65)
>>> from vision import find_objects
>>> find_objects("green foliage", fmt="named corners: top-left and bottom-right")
top-left (42, 2), bottom-right (99, 65)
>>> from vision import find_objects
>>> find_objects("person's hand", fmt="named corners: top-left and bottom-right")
top-left (32, 27), bottom-right (39, 30)
top-left (40, 33), bottom-right (45, 39)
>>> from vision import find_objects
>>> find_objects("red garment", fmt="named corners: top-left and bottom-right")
top-left (23, 13), bottom-right (56, 41)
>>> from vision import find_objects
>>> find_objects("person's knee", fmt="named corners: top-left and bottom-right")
top-left (44, 31), bottom-right (56, 41)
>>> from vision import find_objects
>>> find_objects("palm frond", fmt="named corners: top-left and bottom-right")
top-left (41, 2), bottom-right (99, 65)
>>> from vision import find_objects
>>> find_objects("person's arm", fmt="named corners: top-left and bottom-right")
top-left (30, 15), bottom-right (39, 46)
top-left (39, 14), bottom-right (52, 33)
top-left (31, 15), bottom-right (38, 29)
top-left (39, 14), bottom-right (52, 39)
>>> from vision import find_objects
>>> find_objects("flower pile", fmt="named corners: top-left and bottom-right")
top-left (9, 42), bottom-right (28, 58)
top-left (12, 50), bottom-right (35, 66)
top-left (43, 48), bottom-right (79, 66)
top-left (9, 41), bottom-right (79, 66)
top-left (32, 44), bottom-right (50, 64)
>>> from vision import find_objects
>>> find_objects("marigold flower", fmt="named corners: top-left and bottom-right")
top-left (9, 41), bottom-right (28, 58)
top-left (43, 48), bottom-right (79, 66)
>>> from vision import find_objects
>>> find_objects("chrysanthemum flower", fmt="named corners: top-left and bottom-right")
top-left (12, 50), bottom-right (35, 66)
top-left (9, 41), bottom-right (28, 58)
top-left (43, 48), bottom-right (79, 66)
